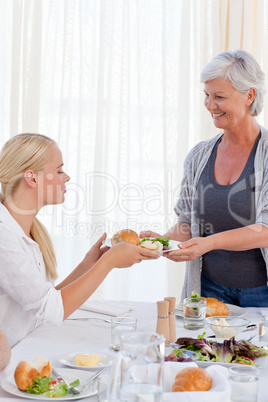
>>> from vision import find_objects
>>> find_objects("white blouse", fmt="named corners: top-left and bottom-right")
top-left (0, 203), bottom-right (64, 347)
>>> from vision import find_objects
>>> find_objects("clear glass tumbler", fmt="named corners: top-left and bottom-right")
top-left (229, 366), bottom-right (260, 402)
top-left (111, 316), bottom-right (137, 351)
top-left (183, 297), bottom-right (207, 330)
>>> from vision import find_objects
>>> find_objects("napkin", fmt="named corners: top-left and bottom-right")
top-left (130, 362), bottom-right (231, 402)
top-left (79, 299), bottom-right (134, 316)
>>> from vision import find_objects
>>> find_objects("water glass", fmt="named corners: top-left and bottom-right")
top-left (97, 372), bottom-right (110, 402)
top-left (229, 366), bottom-right (260, 402)
top-left (183, 297), bottom-right (207, 330)
top-left (111, 316), bottom-right (137, 351)
top-left (259, 315), bottom-right (268, 343)
top-left (119, 332), bottom-right (165, 401)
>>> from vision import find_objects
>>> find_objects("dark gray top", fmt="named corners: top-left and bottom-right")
top-left (194, 133), bottom-right (267, 288)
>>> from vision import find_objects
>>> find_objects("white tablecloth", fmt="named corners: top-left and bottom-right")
top-left (0, 301), bottom-right (267, 401)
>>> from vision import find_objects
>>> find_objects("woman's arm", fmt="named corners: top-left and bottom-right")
top-left (139, 221), bottom-right (191, 243)
top-left (59, 242), bottom-right (160, 319)
top-left (165, 224), bottom-right (268, 262)
top-left (0, 330), bottom-right (11, 370)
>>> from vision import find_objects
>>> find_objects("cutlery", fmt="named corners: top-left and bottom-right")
top-left (52, 367), bottom-right (80, 395)
top-left (67, 317), bottom-right (111, 323)
top-left (52, 366), bottom-right (107, 395)
top-left (70, 367), bottom-right (107, 394)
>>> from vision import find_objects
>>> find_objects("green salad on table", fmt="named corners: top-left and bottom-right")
top-left (26, 377), bottom-right (80, 398)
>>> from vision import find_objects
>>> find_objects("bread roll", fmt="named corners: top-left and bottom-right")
top-left (172, 367), bottom-right (212, 392)
top-left (205, 297), bottom-right (229, 317)
top-left (111, 229), bottom-right (140, 246)
top-left (14, 357), bottom-right (52, 391)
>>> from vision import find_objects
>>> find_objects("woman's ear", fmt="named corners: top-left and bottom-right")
top-left (246, 88), bottom-right (256, 106)
top-left (24, 170), bottom-right (37, 187)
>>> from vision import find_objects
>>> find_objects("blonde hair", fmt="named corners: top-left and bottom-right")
top-left (0, 133), bottom-right (58, 279)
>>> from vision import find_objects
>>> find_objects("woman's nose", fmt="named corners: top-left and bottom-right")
top-left (205, 96), bottom-right (216, 111)
top-left (64, 173), bottom-right (70, 182)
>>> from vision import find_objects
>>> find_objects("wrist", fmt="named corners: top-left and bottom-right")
top-left (206, 235), bottom-right (216, 252)
top-left (99, 250), bottom-right (116, 271)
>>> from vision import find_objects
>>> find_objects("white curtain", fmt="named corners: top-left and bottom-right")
top-left (1, 0), bottom-right (268, 302)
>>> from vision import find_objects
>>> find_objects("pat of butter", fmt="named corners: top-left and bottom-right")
top-left (75, 353), bottom-right (100, 367)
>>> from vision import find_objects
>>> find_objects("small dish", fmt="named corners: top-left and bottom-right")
top-left (58, 352), bottom-right (113, 371)
top-left (204, 316), bottom-right (250, 339)
top-left (165, 346), bottom-right (200, 363)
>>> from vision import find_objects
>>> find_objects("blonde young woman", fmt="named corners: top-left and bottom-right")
top-left (0, 133), bottom-right (160, 347)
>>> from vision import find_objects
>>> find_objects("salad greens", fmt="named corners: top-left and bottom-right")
top-left (140, 237), bottom-right (170, 247)
top-left (26, 377), bottom-right (53, 394)
top-left (26, 376), bottom-right (80, 397)
top-left (174, 336), bottom-right (268, 365)
top-left (187, 290), bottom-right (202, 302)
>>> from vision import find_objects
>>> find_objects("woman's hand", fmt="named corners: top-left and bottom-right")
top-left (83, 233), bottom-right (110, 269)
top-left (139, 230), bottom-right (162, 238)
top-left (105, 242), bottom-right (161, 268)
top-left (165, 237), bottom-right (211, 262)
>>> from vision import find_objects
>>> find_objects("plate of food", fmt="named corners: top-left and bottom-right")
top-left (58, 352), bottom-right (113, 371)
top-left (175, 303), bottom-right (246, 318)
top-left (175, 292), bottom-right (246, 318)
top-left (104, 229), bottom-right (181, 253)
top-left (1, 357), bottom-right (97, 400)
top-left (172, 336), bottom-right (268, 368)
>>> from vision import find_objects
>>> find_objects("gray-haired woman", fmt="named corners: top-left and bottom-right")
top-left (141, 50), bottom-right (268, 307)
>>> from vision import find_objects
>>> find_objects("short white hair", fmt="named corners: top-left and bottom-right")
top-left (200, 50), bottom-right (265, 116)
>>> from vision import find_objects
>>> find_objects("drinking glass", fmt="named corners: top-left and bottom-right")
top-left (183, 297), bottom-right (207, 330)
top-left (259, 315), bottom-right (268, 343)
top-left (229, 366), bottom-right (260, 402)
top-left (97, 372), bottom-right (110, 402)
top-left (111, 316), bottom-right (137, 351)
top-left (109, 332), bottom-right (165, 401)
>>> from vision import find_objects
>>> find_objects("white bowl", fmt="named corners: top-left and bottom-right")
top-left (205, 316), bottom-right (250, 339)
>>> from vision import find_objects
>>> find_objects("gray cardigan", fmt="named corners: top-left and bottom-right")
top-left (174, 125), bottom-right (268, 300)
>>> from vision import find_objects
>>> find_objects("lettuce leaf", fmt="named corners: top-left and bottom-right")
top-left (140, 237), bottom-right (170, 247)
top-left (26, 377), bottom-right (52, 394)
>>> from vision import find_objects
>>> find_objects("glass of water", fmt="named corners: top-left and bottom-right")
top-left (111, 316), bottom-right (137, 351)
top-left (119, 332), bottom-right (165, 401)
top-left (259, 315), bottom-right (268, 343)
top-left (183, 297), bottom-right (207, 330)
top-left (229, 366), bottom-right (260, 402)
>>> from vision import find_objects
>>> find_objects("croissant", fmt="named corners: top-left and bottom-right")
top-left (172, 367), bottom-right (212, 392)
top-left (14, 357), bottom-right (52, 391)
top-left (205, 297), bottom-right (229, 317)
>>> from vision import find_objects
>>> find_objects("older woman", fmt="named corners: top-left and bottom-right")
top-left (142, 50), bottom-right (268, 307)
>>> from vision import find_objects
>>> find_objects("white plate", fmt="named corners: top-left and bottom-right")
top-left (104, 238), bottom-right (180, 253)
top-left (1, 368), bottom-right (98, 400)
top-left (58, 352), bottom-right (113, 371)
top-left (197, 342), bottom-right (268, 368)
top-left (197, 355), bottom-right (267, 368)
top-left (175, 303), bottom-right (246, 318)
top-left (171, 341), bottom-right (268, 369)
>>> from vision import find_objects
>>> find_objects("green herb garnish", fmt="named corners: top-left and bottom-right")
top-left (140, 237), bottom-right (170, 247)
